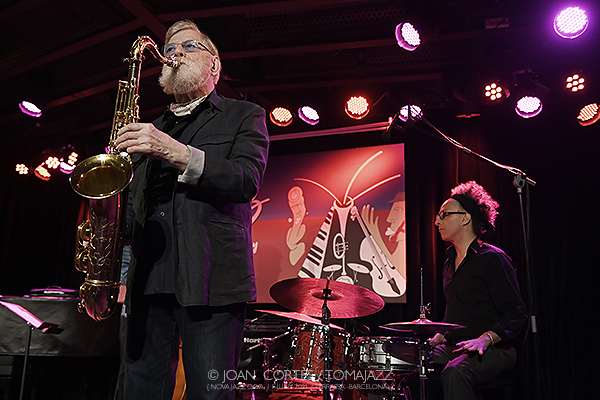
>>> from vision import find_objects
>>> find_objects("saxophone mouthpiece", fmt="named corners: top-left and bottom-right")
top-left (168, 57), bottom-right (180, 68)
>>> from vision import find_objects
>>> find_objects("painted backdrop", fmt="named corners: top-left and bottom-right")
top-left (251, 144), bottom-right (406, 303)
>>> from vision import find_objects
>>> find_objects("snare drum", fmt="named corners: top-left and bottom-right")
top-left (350, 336), bottom-right (418, 371)
top-left (290, 323), bottom-right (349, 382)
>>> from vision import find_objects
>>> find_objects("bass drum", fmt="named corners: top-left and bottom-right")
top-left (290, 323), bottom-right (350, 385)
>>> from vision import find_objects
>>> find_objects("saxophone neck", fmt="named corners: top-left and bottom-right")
top-left (130, 36), bottom-right (179, 67)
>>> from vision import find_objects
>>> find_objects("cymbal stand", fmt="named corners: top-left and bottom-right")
top-left (319, 279), bottom-right (335, 400)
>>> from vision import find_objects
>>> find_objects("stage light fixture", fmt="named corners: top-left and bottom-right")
top-left (554, 7), bottom-right (588, 39)
top-left (34, 164), bottom-right (51, 181)
top-left (270, 107), bottom-right (293, 127)
top-left (484, 82), bottom-right (508, 101)
top-left (399, 104), bottom-right (423, 122)
top-left (19, 101), bottom-right (42, 117)
top-left (59, 151), bottom-right (78, 174)
top-left (515, 96), bottom-right (543, 119)
top-left (577, 103), bottom-right (599, 126)
top-left (345, 96), bottom-right (370, 120)
top-left (565, 73), bottom-right (585, 92)
top-left (45, 156), bottom-right (60, 169)
top-left (298, 106), bottom-right (320, 125)
top-left (395, 22), bottom-right (421, 51)
top-left (67, 152), bottom-right (78, 165)
top-left (511, 69), bottom-right (549, 118)
top-left (15, 164), bottom-right (29, 175)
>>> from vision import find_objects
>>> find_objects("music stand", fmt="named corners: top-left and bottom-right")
top-left (0, 301), bottom-right (63, 400)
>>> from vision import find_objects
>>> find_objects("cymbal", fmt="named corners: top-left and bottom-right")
top-left (382, 318), bottom-right (465, 336)
top-left (269, 277), bottom-right (385, 319)
top-left (255, 309), bottom-right (345, 330)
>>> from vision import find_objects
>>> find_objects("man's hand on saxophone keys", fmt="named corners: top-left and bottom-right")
top-left (115, 122), bottom-right (190, 171)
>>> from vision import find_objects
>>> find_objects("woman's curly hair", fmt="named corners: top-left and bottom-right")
top-left (450, 181), bottom-right (499, 235)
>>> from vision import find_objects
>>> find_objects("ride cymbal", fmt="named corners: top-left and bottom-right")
top-left (269, 277), bottom-right (384, 319)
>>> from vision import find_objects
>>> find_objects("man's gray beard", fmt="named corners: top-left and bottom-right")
top-left (159, 61), bottom-right (207, 96)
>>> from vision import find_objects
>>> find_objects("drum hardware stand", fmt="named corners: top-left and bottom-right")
top-left (0, 301), bottom-right (63, 400)
top-left (246, 331), bottom-right (291, 391)
top-left (318, 279), bottom-right (340, 400)
top-left (387, 373), bottom-right (414, 400)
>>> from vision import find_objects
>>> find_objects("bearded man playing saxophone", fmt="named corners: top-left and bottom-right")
top-left (114, 19), bottom-right (269, 400)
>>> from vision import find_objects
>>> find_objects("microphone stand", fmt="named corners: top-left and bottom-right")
top-left (387, 110), bottom-right (542, 399)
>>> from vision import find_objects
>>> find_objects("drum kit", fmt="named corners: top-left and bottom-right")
top-left (239, 277), bottom-right (465, 400)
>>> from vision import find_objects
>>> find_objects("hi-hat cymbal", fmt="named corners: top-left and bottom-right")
top-left (382, 318), bottom-right (465, 336)
top-left (255, 309), bottom-right (345, 330)
top-left (269, 277), bottom-right (385, 319)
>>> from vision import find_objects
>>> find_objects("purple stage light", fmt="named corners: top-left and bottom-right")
top-left (515, 96), bottom-right (543, 118)
top-left (19, 101), bottom-right (42, 117)
top-left (554, 7), bottom-right (588, 39)
top-left (298, 106), bottom-right (320, 125)
top-left (395, 22), bottom-right (421, 51)
top-left (399, 105), bottom-right (423, 122)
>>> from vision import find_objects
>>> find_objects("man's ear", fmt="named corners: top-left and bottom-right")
top-left (211, 57), bottom-right (220, 73)
top-left (462, 213), bottom-right (472, 226)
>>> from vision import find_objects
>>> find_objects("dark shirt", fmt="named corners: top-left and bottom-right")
top-left (442, 239), bottom-right (527, 344)
top-left (143, 109), bottom-right (200, 295)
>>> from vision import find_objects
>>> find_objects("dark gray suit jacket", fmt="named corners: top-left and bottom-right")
top-left (126, 91), bottom-right (269, 309)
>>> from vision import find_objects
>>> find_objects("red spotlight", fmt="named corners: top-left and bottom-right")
top-left (67, 152), bottom-right (78, 165)
top-left (577, 103), bottom-right (599, 126)
top-left (270, 107), bottom-right (293, 127)
top-left (45, 156), bottom-right (60, 169)
top-left (15, 164), bottom-right (29, 175)
top-left (484, 82), bottom-right (508, 101)
top-left (34, 164), bottom-right (51, 181)
top-left (345, 96), bottom-right (370, 120)
top-left (565, 73), bottom-right (585, 92)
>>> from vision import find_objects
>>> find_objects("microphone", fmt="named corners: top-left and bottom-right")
top-left (382, 113), bottom-right (400, 141)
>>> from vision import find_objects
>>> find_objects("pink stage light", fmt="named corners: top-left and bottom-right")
top-left (399, 105), bottom-right (423, 122)
top-left (554, 7), bottom-right (588, 39)
top-left (298, 106), bottom-right (320, 125)
top-left (515, 96), bottom-right (543, 118)
top-left (395, 22), bottom-right (421, 51)
top-left (19, 101), bottom-right (42, 117)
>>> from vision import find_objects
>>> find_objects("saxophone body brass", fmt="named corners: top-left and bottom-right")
top-left (70, 36), bottom-right (178, 321)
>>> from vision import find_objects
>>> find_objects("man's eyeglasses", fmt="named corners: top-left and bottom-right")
top-left (436, 211), bottom-right (466, 221)
top-left (163, 40), bottom-right (214, 57)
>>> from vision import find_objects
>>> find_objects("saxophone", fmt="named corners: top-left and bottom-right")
top-left (70, 36), bottom-right (179, 321)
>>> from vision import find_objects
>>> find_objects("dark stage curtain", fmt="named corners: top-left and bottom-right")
top-left (1, 106), bottom-right (598, 400)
